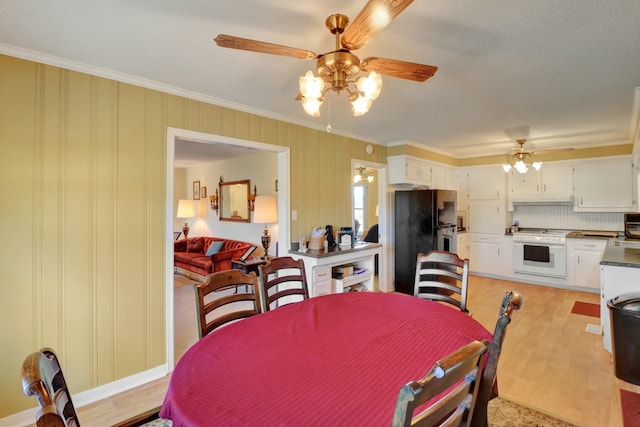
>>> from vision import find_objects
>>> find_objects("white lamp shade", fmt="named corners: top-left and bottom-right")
top-left (254, 196), bottom-right (278, 224)
top-left (176, 199), bottom-right (195, 218)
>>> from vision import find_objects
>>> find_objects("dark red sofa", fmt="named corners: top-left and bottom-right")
top-left (174, 237), bottom-right (253, 281)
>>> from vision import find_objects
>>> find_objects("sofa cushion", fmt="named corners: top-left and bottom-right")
top-left (187, 237), bottom-right (205, 253)
top-left (174, 252), bottom-right (204, 264)
top-left (205, 241), bottom-right (224, 256)
top-left (190, 256), bottom-right (213, 272)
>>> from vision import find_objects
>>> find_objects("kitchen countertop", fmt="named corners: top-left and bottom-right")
top-left (600, 240), bottom-right (640, 268)
top-left (566, 230), bottom-right (619, 239)
top-left (289, 242), bottom-right (381, 259)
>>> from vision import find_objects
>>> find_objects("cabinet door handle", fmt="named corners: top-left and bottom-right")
top-left (577, 255), bottom-right (581, 264)
top-left (543, 184), bottom-right (547, 192)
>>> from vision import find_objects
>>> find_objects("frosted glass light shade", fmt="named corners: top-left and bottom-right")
top-left (299, 71), bottom-right (324, 99)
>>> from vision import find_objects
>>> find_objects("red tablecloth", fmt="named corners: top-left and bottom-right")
top-left (160, 292), bottom-right (492, 426)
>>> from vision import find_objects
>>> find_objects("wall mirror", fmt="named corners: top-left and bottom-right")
top-left (219, 179), bottom-right (251, 222)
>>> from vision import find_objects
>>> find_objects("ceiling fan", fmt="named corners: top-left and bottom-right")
top-left (504, 139), bottom-right (573, 173)
top-left (214, 0), bottom-right (438, 117)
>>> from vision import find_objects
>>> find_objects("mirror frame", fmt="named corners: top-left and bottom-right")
top-left (219, 179), bottom-right (251, 222)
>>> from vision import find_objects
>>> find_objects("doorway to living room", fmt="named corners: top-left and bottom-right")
top-left (166, 127), bottom-right (290, 367)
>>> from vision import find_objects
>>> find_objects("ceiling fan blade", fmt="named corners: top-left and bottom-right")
top-left (361, 57), bottom-right (437, 82)
top-left (214, 34), bottom-right (317, 60)
top-left (341, 0), bottom-right (414, 50)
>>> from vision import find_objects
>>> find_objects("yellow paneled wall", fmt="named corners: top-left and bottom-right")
top-left (0, 54), bottom-right (387, 417)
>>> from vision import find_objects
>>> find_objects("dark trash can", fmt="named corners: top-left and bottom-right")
top-left (608, 294), bottom-right (640, 385)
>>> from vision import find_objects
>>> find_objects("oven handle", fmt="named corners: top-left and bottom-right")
top-left (513, 241), bottom-right (566, 249)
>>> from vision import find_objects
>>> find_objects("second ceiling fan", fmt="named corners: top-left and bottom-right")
top-left (214, 0), bottom-right (438, 117)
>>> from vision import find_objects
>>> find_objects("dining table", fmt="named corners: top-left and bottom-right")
top-left (160, 291), bottom-right (493, 426)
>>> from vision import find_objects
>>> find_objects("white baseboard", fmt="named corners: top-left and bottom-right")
top-left (1, 364), bottom-right (169, 427)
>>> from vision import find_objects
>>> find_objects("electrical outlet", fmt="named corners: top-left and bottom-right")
top-left (292, 210), bottom-right (297, 220)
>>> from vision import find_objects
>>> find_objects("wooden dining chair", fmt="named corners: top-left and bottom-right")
top-left (414, 250), bottom-right (470, 313)
top-left (470, 291), bottom-right (523, 427)
top-left (392, 339), bottom-right (491, 427)
top-left (258, 256), bottom-right (309, 312)
top-left (21, 347), bottom-right (80, 427)
top-left (194, 269), bottom-right (262, 338)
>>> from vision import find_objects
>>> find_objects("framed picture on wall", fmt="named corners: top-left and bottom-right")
top-left (193, 181), bottom-right (201, 200)
top-left (201, 186), bottom-right (207, 198)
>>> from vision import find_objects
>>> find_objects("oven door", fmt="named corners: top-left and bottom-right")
top-left (437, 226), bottom-right (457, 253)
top-left (512, 241), bottom-right (566, 278)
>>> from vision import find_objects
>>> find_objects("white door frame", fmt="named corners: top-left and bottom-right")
top-left (165, 127), bottom-right (290, 368)
top-left (350, 158), bottom-right (391, 292)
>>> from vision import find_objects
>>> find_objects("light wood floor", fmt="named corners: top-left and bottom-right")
top-left (70, 275), bottom-right (639, 426)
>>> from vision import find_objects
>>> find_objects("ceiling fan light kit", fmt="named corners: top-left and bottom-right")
top-left (503, 139), bottom-right (543, 174)
top-left (354, 167), bottom-right (374, 183)
top-left (214, 0), bottom-right (437, 118)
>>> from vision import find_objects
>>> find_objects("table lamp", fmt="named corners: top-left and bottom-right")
top-left (176, 199), bottom-right (196, 239)
top-left (253, 195), bottom-right (277, 259)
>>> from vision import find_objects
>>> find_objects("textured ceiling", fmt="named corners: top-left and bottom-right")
top-left (1, 0), bottom-right (639, 159)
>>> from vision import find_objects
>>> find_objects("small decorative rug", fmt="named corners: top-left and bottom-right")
top-left (488, 397), bottom-right (577, 427)
top-left (621, 389), bottom-right (640, 427)
top-left (571, 301), bottom-right (600, 318)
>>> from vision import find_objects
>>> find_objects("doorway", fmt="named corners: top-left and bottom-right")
top-left (165, 127), bottom-right (290, 368)
top-left (351, 159), bottom-right (390, 292)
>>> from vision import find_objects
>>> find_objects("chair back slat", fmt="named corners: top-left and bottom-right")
top-left (414, 251), bottom-right (470, 313)
top-left (194, 269), bottom-right (261, 338)
top-left (393, 340), bottom-right (490, 427)
top-left (258, 257), bottom-right (309, 312)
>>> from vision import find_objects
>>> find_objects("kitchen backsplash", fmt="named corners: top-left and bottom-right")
top-left (512, 205), bottom-right (624, 232)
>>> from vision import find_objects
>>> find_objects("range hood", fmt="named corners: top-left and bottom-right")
top-left (511, 195), bottom-right (574, 205)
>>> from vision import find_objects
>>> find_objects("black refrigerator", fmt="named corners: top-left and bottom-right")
top-left (394, 189), bottom-right (457, 295)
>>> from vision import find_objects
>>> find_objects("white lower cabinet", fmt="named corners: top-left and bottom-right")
top-left (600, 264), bottom-right (640, 352)
top-left (567, 238), bottom-right (607, 291)
top-left (469, 234), bottom-right (502, 275)
top-left (457, 232), bottom-right (469, 260)
top-left (312, 266), bottom-right (333, 296)
top-left (501, 236), bottom-right (514, 278)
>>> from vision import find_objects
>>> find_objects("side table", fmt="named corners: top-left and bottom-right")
top-left (231, 257), bottom-right (269, 293)
top-left (231, 257), bottom-right (269, 276)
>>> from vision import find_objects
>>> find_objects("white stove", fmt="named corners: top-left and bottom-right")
top-left (512, 230), bottom-right (568, 278)
top-left (512, 230), bottom-right (568, 245)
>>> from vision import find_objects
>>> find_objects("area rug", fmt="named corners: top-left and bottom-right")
top-left (488, 396), bottom-right (577, 427)
top-left (571, 301), bottom-right (600, 318)
top-left (621, 389), bottom-right (640, 427)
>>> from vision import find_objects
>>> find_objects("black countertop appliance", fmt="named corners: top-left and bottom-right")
top-left (325, 225), bottom-right (335, 247)
top-left (394, 189), bottom-right (457, 295)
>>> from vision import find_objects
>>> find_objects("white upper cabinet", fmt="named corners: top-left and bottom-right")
top-left (457, 168), bottom-right (469, 208)
top-left (573, 157), bottom-right (635, 212)
top-left (445, 167), bottom-right (458, 191)
top-left (388, 156), bottom-right (431, 185)
top-left (430, 163), bottom-right (446, 189)
top-left (510, 163), bottom-right (573, 202)
top-left (387, 155), bottom-right (456, 190)
top-left (468, 166), bottom-right (505, 200)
